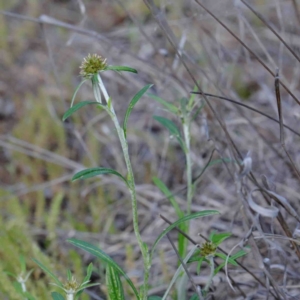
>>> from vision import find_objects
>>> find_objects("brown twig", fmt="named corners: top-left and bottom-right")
top-left (191, 92), bottom-right (300, 138)
top-left (274, 70), bottom-right (300, 183)
top-left (194, 0), bottom-right (300, 106)
top-left (241, 0), bottom-right (300, 63)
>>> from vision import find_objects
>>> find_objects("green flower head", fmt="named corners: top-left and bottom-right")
top-left (63, 276), bottom-right (80, 292)
top-left (199, 241), bottom-right (216, 257)
top-left (79, 54), bottom-right (107, 78)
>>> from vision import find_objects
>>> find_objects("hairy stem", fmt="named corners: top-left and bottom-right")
top-left (204, 256), bottom-right (215, 293)
top-left (97, 74), bottom-right (150, 299)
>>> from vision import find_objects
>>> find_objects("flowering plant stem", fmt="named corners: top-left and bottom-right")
top-left (183, 118), bottom-right (193, 215)
top-left (96, 74), bottom-right (150, 300)
top-left (182, 112), bottom-right (193, 259)
top-left (204, 256), bottom-right (215, 293)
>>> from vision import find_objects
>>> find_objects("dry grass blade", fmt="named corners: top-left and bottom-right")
top-left (194, 0), bottom-right (300, 106)
top-left (143, 0), bottom-right (245, 167)
top-left (292, 0), bottom-right (300, 25)
top-left (274, 71), bottom-right (300, 183)
top-left (191, 92), bottom-right (300, 138)
top-left (241, 0), bottom-right (300, 63)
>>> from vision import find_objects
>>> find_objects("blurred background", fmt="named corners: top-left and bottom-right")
top-left (1, 0), bottom-right (300, 299)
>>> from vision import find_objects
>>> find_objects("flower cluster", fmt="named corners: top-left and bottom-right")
top-left (79, 54), bottom-right (107, 78)
top-left (199, 241), bottom-right (216, 257)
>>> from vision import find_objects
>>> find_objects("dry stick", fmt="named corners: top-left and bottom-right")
top-left (193, 0), bottom-right (300, 262)
top-left (241, 0), bottom-right (300, 63)
top-left (274, 71), bottom-right (300, 183)
top-left (160, 215), bottom-right (247, 298)
top-left (191, 92), bottom-right (300, 138)
top-left (194, 0), bottom-right (300, 106)
top-left (165, 232), bottom-right (202, 299)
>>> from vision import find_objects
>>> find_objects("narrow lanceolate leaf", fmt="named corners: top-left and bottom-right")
top-left (105, 65), bottom-right (138, 73)
top-left (151, 210), bottom-right (219, 258)
top-left (92, 74), bottom-right (102, 103)
top-left (123, 84), bottom-right (153, 138)
top-left (22, 292), bottom-right (36, 300)
top-left (153, 116), bottom-right (181, 137)
top-left (106, 264), bottom-right (125, 300)
top-left (84, 263), bottom-right (93, 282)
top-left (71, 79), bottom-right (89, 107)
top-left (72, 167), bottom-right (128, 185)
top-left (62, 101), bottom-right (106, 121)
top-left (153, 116), bottom-right (186, 152)
top-left (214, 249), bottom-right (249, 275)
top-left (67, 239), bottom-right (139, 299)
top-left (51, 292), bottom-right (65, 300)
top-left (152, 177), bottom-right (183, 218)
top-left (148, 93), bottom-right (178, 114)
top-left (32, 259), bottom-right (63, 287)
top-left (209, 232), bottom-right (231, 246)
top-left (189, 294), bottom-right (200, 300)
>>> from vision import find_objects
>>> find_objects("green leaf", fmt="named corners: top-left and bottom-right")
top-left (196, 256), bottom-right (205, 275)
top-left (148, 297), bottom-right (162, 300)
top-left (209, 232), bottom-right (231, 246)
top-left (84, 262), bottom-right (93, 282)
top-left (152, 176), bottom-right (187, 258)
top-left (214, 253), bottom-right (238, 266)
top-left (4, 271), bottom-right (17, 279)
top-left (72, 167), bottom-right (128, 185)
top-left (21, 292), bottom-right (36, 300)
top-left (71, 79), bottom-right (89, 107)
top-left (67, 239), bottom-right (139, 299)
top-left (19, 254), bottom-right (26, 273)
top-left (105, 65), bottom-right (138, 73)
top-left (51, 292), bottom-right (65, 300)
top-left (153, 116), bottom-right (181, 136)
top-left (214, 249), bottom-right (249, 275)
top-left (148, 93), bottom-right (178, 114)
top-left (187, 249), bottom-right (201, 263)
top-left (153, 116), bottom-right (186, 152)
top-left (150, 210), bottom-right (219, 258)
top-left (62, 101), bottom-right (106, 121)
top-left (32, 259), bottom-right (63, 288)
top-left (180, 97), bottom-right (188, 117)
top-left (92, 74), bottom-right (102, 103)
top-left (75, 283), bottom-right (100, 295)
top-left (67, 269), bottom-right (72, 281)
top-left (123, 84), bottom-right (153, 138)
top-left (106, 264), bottom-right (125, 300)
top-left (152, 177), bottom-right (183, 218)
top-left (189, 294), bottom-right (200, 300)
top-left (231, 248), bottom-right (249, 260)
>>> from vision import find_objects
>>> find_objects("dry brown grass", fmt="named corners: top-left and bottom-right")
top-left (1, 0), bottom-right (300, 299)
